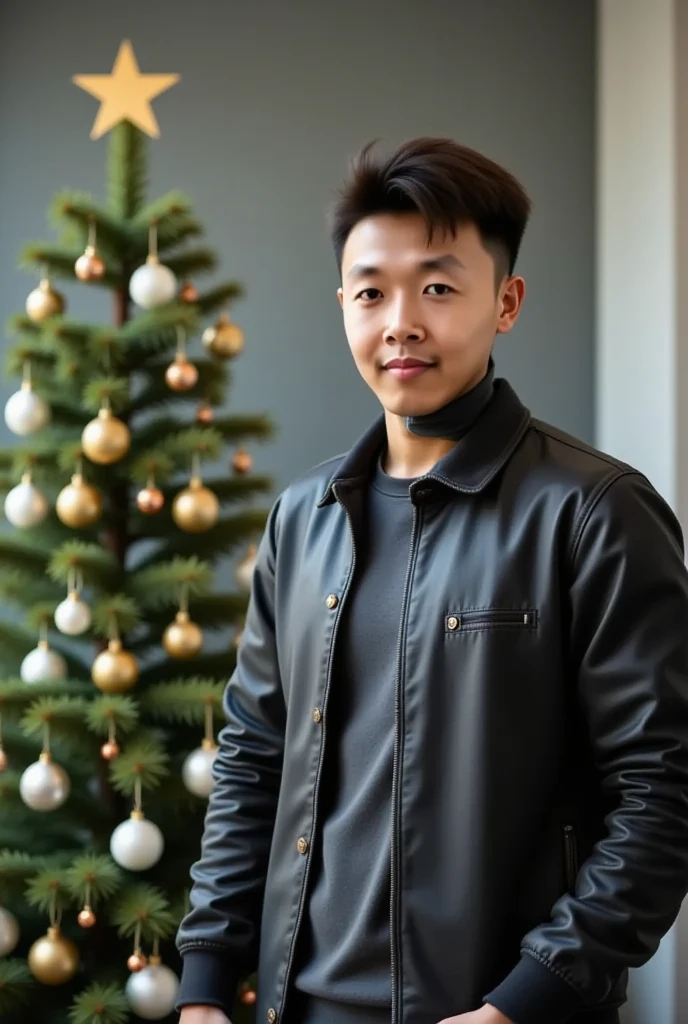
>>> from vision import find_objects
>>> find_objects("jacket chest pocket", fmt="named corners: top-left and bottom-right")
top-left (444, 608), bottom-right (539, 633)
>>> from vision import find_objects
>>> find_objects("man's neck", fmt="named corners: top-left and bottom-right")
top-left (381, 414), bottom-right (457, 478)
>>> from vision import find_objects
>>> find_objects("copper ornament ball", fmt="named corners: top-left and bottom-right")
top-left (100, 739), bottom-right (120, 760)
top-left (196, 402), bottom-right (214, 424)
top-left (136, 485), bottom-right (165, 515)
top-left (0, 747), bottom-right (7, 772)
top-left (232, 448), bottom-right (253, 474)
top-left (240, 988), bottom-right (257, 1006)
top-left (127, 951), bottom-right (148, 973)
top-left (77, 906), bottom-right (97, 928)
top-left (75, 246), bottom-right (106, 282)
top-left (165, 355), bottom-right (199, 392)
top-left (179, 280), bottom-right (199, 303)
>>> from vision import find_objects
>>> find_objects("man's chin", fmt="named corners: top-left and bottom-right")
top-left (379, 393), bottom-right (449, 419)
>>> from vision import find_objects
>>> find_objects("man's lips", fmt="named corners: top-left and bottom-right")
top-left (383, 357), bottom-right (437, 380)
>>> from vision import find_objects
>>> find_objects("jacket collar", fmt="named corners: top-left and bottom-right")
top-left (316, 377), bottom-right (531, 507)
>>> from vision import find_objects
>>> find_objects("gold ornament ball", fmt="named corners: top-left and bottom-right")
top-left (196, 402), bottom-right (214, 424)
top-left (100, 740), bottom-right (120, 760)
top-left (179, 280), bottom-right (199, 303)
top-left (128, 951), bottom-right (148, 973)
top-left (75, 246), bottom-right (106, 282)
top-left (136, 484), bottom-right (165, 514)
top-left (77, 906), bottom-right (96, 928)
top-left (92, 639), bottom-right (139, 694)
top-left (202, 313), bottom-right (244, 359)
top-left (163, 610), bottom-right (203, 659)
top-left (56, 474), bottom-right (102, 528)
top-left (28, 926), bottom-right (79, 985)
top-left (26, 278), bottom-right (65, 322)
top-left (165, 354), bottom-right (198, 392)
top-left (0, 747), bottom-right (7, 772)
top-left (232, 448), bottom-right (253, 475)
top-left (82, 408), bottom-right (131, 465)
top-left (172, 477), bottom-right (219, 533)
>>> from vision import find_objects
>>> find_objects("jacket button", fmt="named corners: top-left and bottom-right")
top-left (313, 708), bottom-right (322, 723)
top-left (447, 615), bottom-right (459, 631)
top-left (267, 1010), bottom-right (277, 1023)
top-left (297, 837), bottom-right (309, 854)
top-left (325, 594), bottom-right (339, 609)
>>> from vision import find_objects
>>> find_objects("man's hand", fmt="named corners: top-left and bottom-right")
top-left (438, 1005), bottom-right (515, 1024)
top-left (178, 1007), bottom-right (232, 1024)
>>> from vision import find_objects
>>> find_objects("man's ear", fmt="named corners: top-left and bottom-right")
top-left (337, 287), bottom-right (343, 309)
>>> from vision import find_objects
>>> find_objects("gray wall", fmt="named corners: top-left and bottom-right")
top-left (0, 0), bottom-right (595, 500)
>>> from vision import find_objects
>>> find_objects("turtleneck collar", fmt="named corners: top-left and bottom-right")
top-left (404, 356), bottom-right (495, 441)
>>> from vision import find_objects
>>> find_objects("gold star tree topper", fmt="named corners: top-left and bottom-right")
top-left (73, 40), bottom-right (180, 139)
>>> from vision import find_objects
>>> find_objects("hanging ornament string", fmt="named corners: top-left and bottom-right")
top-left (149, 221), bottom-right (159, 261)
top-left (204, 702), bottom-right (214, 745)
top-left (134, 775), bottom-right (143, 815)
top-left (179, 581), bottom-right (189, 617)
top-left (38, 618), bottom-right (48, 646)
top-left (23, 360), bottom-right (32, 390)
top-left (87, 215), bottom-right (96, 253)
top-left (42, 721), bottom-right (51, 758)
top-left (49, 889), bottom-right (62, 930)
top-left (191, 452), bottom-right (201, 482)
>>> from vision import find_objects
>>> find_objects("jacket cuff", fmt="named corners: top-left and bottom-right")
top-left (176, 949), bottom-right (240, 1017)
top-left (483, 951), bottom-right (586, 1024)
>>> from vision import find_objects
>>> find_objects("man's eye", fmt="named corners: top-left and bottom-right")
top-left (356, 288), bottom-right (381, 301)
top-left (426, 284), bottom-right (454, 295)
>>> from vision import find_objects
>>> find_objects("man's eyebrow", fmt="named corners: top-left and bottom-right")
top-left (346, 254), bottom-right (466, 280)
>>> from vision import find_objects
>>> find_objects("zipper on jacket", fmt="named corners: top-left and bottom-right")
top-left (563, 824), bottom-right (579, 892)
top-left (278, 485), bottom-right (358, 1022)
top-left (391, 503), bottom-right (424, 1024)
top-left (445, 609), bottom-right (537, 631)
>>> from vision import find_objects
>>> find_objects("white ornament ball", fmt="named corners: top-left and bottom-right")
top-left (110, 815), bottom-right (164, 871)
top-left (19, 756), bottom-right (70, 811)
top-left (0, 906), bottom-right (20, 956)
top-left (235, 546), bottom-right (258, 591)
top-left (125, 961), bottom-right (180, 1019)
top-left (20, 644), bottom-right (68, 684)
top-left (4, 386), bottom-right (50, 436)
top-left (54, 593), bottom-right (92, 636)
top-left (4, 478), bottom-right (48, 528)
top-left (129, 260), bottom-right (177, 310)
top-left (182, 743), bottom-right (219, 799)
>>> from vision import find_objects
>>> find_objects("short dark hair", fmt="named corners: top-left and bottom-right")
top-left (328, 136), bottom-right (531, 278)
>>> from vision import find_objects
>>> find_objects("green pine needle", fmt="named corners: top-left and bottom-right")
top-left (108, 737), bottom-right (170, 796)
top-left (91, 594), bottom-right (141, 636)
top-left (85, 695), bottom-right (139, 737)
top-left (25, 868), bottom-right (72, 914)
top-left (164, 247), bottom-right (218, 277)
top-left (20, 695), bottom-right (88, 737)
top-left (194, 281), bottom-right (245, 315)
top-left (142, 679), bottom-right (225, 725)
top-left (160, 425), bottom-right (224, 463)
top-left (128, 449), bottom-right (176, 484)
top-left (50, 191), bottom-right (131, 257)
top-left (127, 557), bottom-right (213, 609)
top-left (47, 541), bottom-right (120, 590)
top-left (68, 982), bottom-right (130, 1024)
top-left (0, 960), bottom-right (34, 1013)
top-left (64, 854), bottom-right (122, 905)
top-left (107, 120), bottom-right (146, 220)
top-left (82, 378), bottom-right (131, 414)
top-left (110, 883), bottom-right (176, 939)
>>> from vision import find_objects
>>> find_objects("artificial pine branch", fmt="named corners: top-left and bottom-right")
top-left (141, 679), bottom-right (225, 725)
top-left (68, 983), bottom-right (129, 1024)
top-left (0, 961), bottom-right (34, 1015)
top-left (84, 695), bottom-right (139, 738)
top-left (109, 883), bottom-right (177, 940)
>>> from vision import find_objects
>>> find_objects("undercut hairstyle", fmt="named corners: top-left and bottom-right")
top-left (328, 137), bottom-right (532, 281)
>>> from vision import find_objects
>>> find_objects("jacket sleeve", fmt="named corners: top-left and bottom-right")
top-left (175, 495), bottom-right (286, 1019)
top-left (485, 470), bottom-right (688, 1024)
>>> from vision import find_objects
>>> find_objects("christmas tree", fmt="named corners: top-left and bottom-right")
top-left (0, 43), bottom-right (271, 1024)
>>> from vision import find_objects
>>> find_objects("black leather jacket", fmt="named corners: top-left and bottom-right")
top-left (176, 378), bottom-right (688, 1024)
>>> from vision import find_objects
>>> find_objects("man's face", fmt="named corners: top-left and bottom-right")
top-left (337, 212), bottom-right (525, 417)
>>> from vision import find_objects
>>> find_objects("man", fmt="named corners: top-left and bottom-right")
top-left (176, 137), bottom-right (688, 1024)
